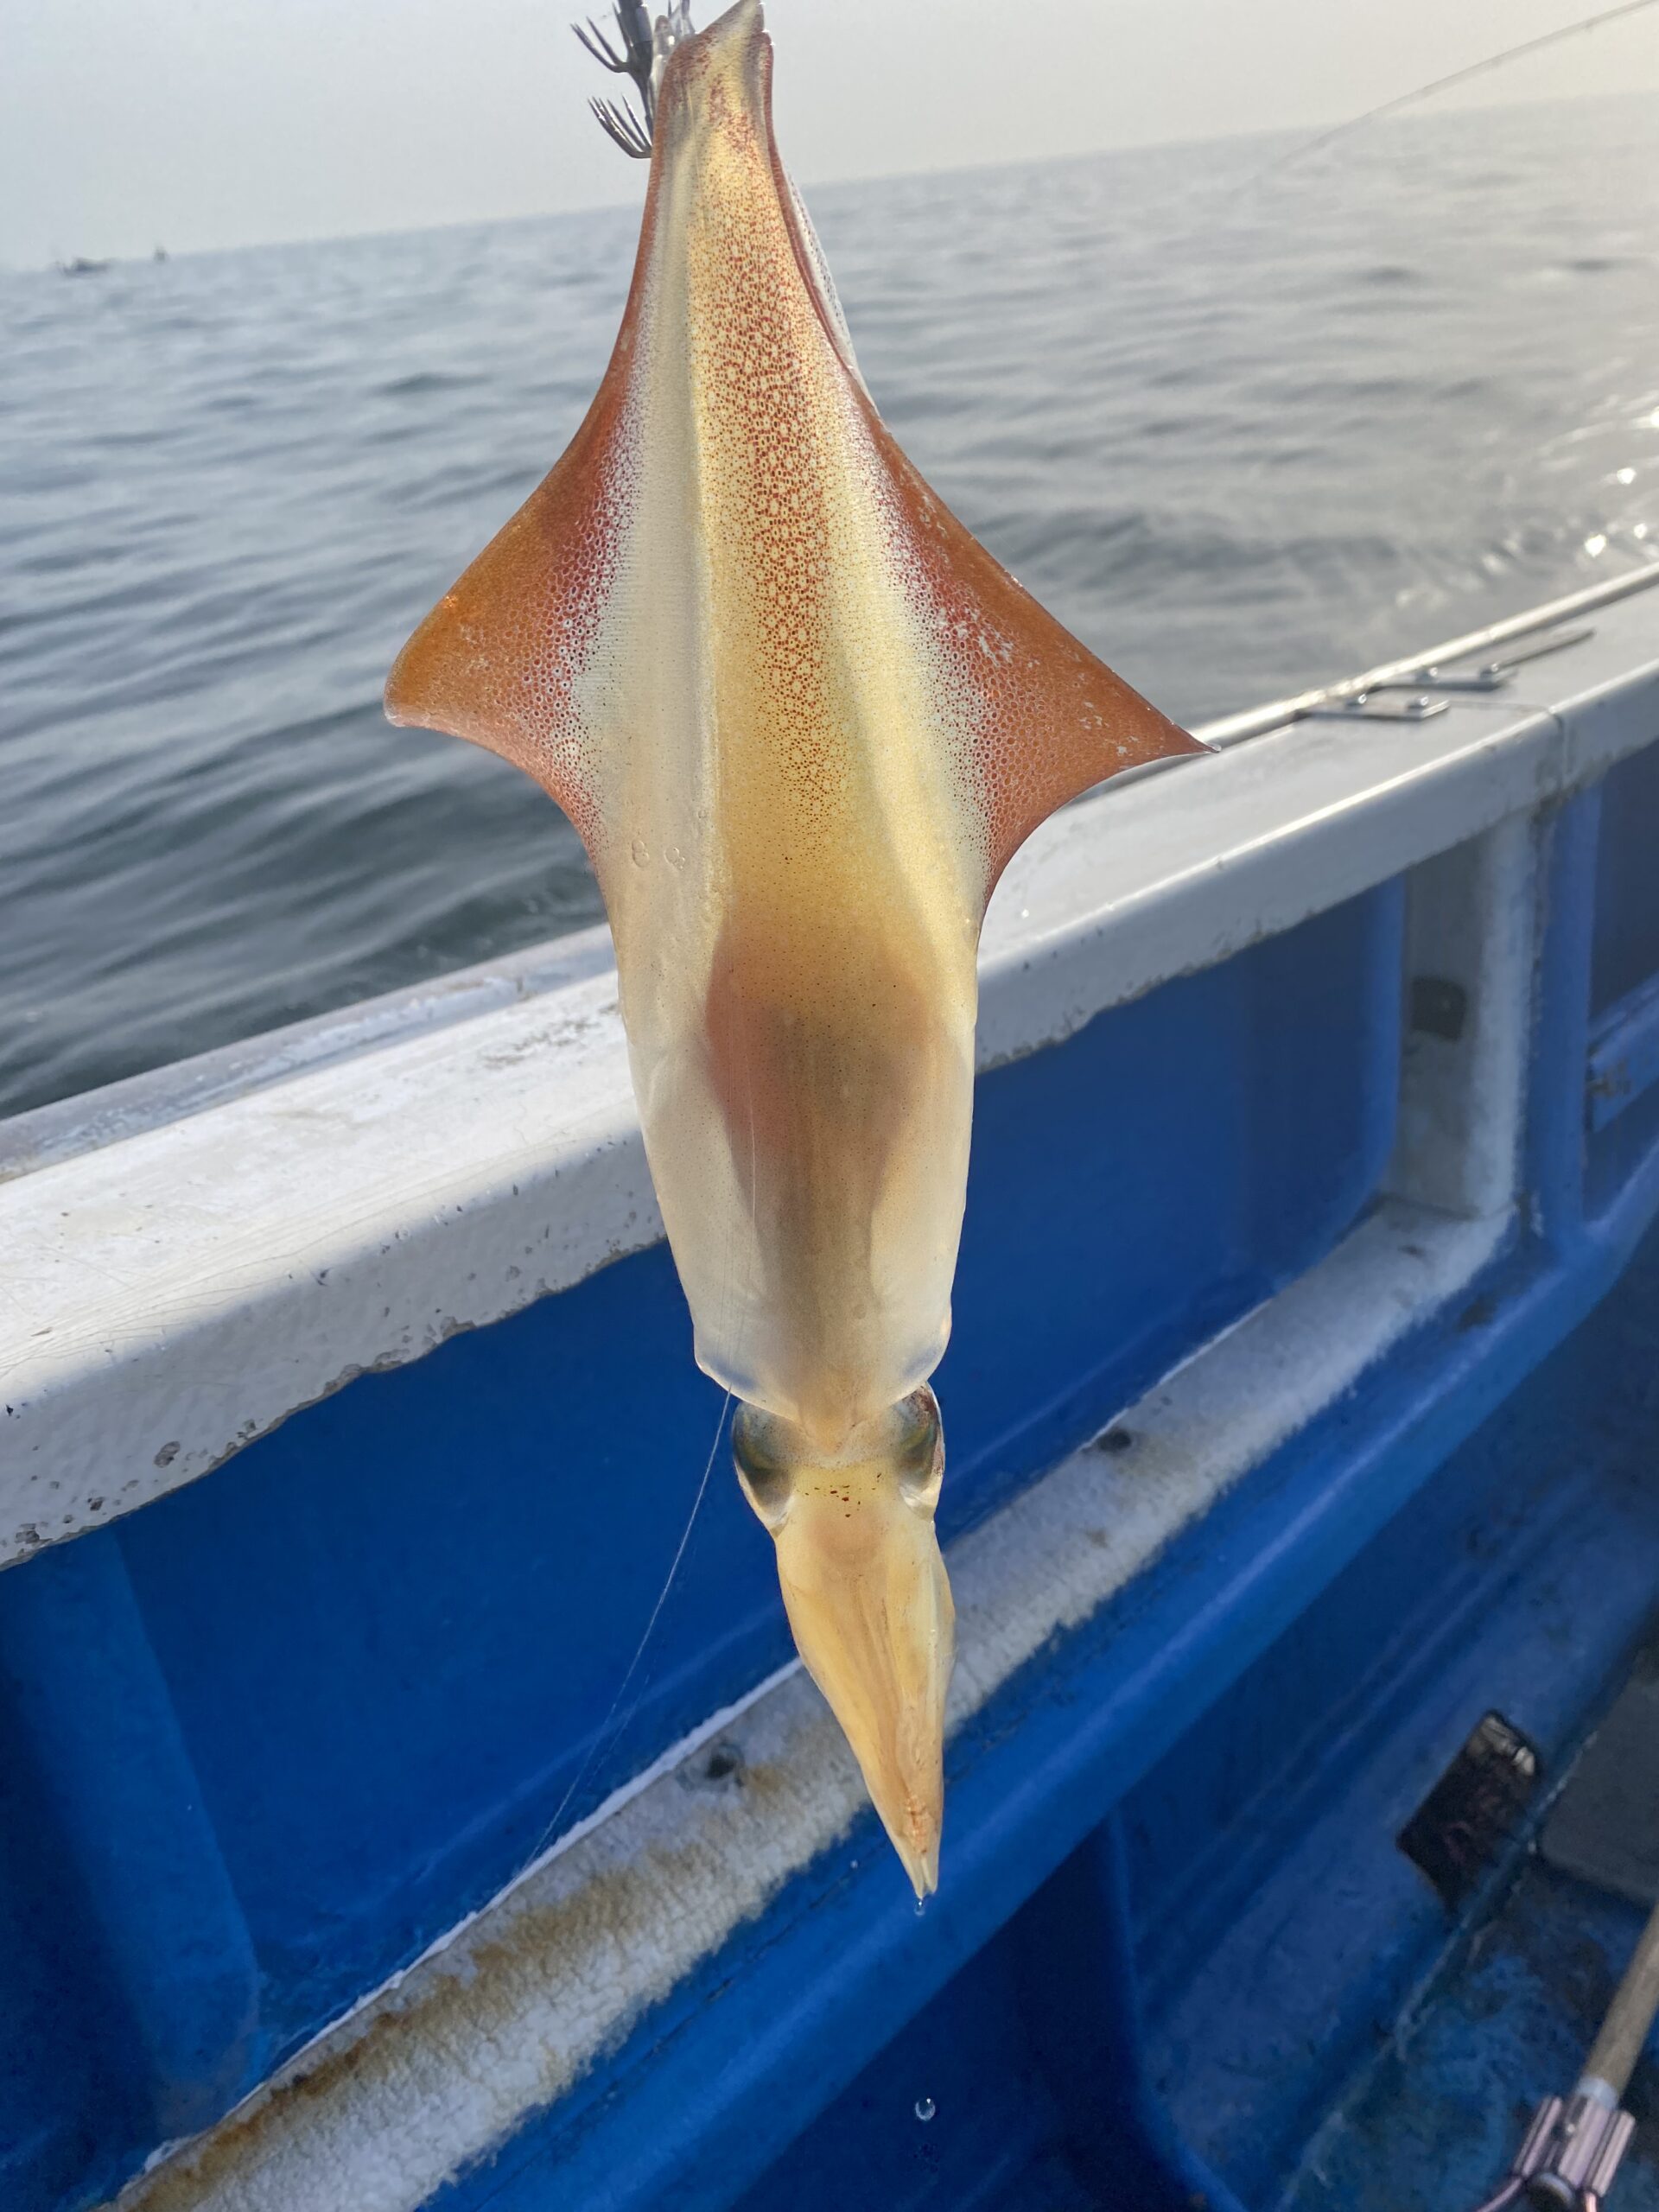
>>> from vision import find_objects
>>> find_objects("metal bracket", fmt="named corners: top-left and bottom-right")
top-left (1375, 664), bottom-right (1516, 695)
top-left (1306, 691), bottom-right (1451, 723)
top-left (1471, 2089), bottom-right (1637, 2211)
top-left (1310, 625), bottom-right (1598, 726)
top-left (1375, 626), bottom-right (1599, 699)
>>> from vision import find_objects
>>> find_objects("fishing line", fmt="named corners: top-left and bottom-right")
top-left (521, 1383), bottom-right (734, 1876)
top-left (1242, 0), bottom-right (1659, 189)
top-left (1027, 0), bottom-right (1659, 637)
top-left (1072, 0), bottom-right (1659, 272)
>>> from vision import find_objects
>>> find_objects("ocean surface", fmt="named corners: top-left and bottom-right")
top-left (3, 92), bottom-right (1656, 1121)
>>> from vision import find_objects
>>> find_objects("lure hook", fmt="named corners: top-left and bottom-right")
top-left (573, 1), bottom-right (661, 158)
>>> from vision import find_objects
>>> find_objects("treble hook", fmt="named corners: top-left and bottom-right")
top-left (587, 92), bottom-right (654, 159)
top-left (573, 1), bottom-right (658, 157)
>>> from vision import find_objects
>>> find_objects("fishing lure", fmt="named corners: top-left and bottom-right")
top-left (386, 0), bottom-right (1202, 1894)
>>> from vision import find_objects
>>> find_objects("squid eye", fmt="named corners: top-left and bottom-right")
top-left (892, 1388), bottom-right (944, 1511)
top-left (733, 1403), bottom-right (794, 1529)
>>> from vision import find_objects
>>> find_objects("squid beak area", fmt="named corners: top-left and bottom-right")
top-left (734, 1389), bottom-right (956, 1897)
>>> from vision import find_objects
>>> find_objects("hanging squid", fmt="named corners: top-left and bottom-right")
top-left (385, 0), bottom-right (1203, 1896)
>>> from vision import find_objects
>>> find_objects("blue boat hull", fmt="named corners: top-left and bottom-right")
top-left (3, 588), bottom-right (1657, 2210)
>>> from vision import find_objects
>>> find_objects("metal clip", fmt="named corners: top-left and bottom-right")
top-left (1470, 2089), bottom-right (1637, 2212)
top-left (1366, 623), bottom-right (1596, 702)
top-left (1373, 662), bottom-right (1516, 695)
top-left (1306, 690), bottom-right (1450, 723)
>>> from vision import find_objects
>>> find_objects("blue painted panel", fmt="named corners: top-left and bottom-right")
top-left (1136, 1224), bottom-right (1659, 2203)
top-left (0, 1535), bottom-right (260, 2126)
top-left (118, 1243), bottom-right (758, 2030)
top-left (731, 1906), bottom-right (1092, 2212)
top-left (1593, 739), bottom-right (1659, 1014)
top-left (0, 881), bottom-right (1402, 2209)
top-left (938, 877), bottom-right (1404, 1525)
top-left (623, 1178), bottom-right (1659, 2212)
top-left (1590, 1078), bottom-right (1659, 1224)
top-left (438, 925), bottom-right (1659, 2212)
top-left (122, 887), bottom-right (1397, 2030)
top-left (1588, 972), bottom-right (1659, 1136)
top-left (730, 1827), bottom-right (1236, 2212)
top-left (0, 1694), bottom-right (144, 2212)
top-left (0, 1533), bottom-right (263, 2211)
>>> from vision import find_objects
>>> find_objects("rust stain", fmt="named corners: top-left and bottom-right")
top-left (118, 1744), bottom-right (834, 2211)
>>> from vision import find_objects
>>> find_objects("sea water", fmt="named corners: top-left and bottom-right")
top-left (2, 92), bottom-right (1655, 1118)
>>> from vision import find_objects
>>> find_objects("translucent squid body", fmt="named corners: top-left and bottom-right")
top-left (386, 0), bottom-right (1202, 1894)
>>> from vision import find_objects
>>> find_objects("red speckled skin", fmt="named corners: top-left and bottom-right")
top-left (386, 0), bottom-right (1201, 1428)
top-left (387, 0), bottom-right (1204, 1891)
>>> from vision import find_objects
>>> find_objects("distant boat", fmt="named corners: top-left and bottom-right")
top-left (55, 255), bottom-right (109, 276)
top-left (154, 245), bottom-right (168, 262)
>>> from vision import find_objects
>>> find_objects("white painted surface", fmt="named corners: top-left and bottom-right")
top-left (0, 971), bottom-right (654, 1559)
top-left (977, 604), bottom-right (1656, 1067)
top-left (1385, 815), bottom-right (1538, 1220)
top-left (0, 926), bottom-right (618, 1182)
top-left (115, 1197), bottom-right (1506, 2212)
top-left (3, 594), bottom-right (1656, 1567)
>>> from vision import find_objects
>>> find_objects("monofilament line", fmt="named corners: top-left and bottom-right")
top-left (1245, 0), bottom-right (1659, 187)
top-left (524, 1387), bottom-right (734, 1872)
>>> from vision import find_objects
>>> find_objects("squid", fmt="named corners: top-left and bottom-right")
top-left (385, 0), bottom-right (1202, 1896)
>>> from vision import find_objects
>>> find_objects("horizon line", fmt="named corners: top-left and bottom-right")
top-left (7, 78), bottom-right (1656, 276)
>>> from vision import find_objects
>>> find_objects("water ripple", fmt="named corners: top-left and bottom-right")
top-left (1, 94), bottom-right (1656, 1116)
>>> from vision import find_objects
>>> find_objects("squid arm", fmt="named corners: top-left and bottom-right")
top-left (386, 0), bottom-right (1205, 1895)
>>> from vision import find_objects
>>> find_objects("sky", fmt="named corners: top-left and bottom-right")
top-left (3, 0), bottom-right (1658, 268)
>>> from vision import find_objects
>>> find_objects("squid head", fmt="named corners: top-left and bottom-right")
top-left (386, 0), bottom-right (1204, 1895)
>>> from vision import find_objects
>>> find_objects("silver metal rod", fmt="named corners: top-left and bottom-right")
top-left (1581, 1891), bottom-right (1659, 2101)
top-left (1192, 563), bottom-right (1659, 749)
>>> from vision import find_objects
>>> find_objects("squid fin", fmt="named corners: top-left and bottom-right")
top-left (382, 328), bottom-right (637, 851)
top-left (385, 0), bottom-right (1207, 1896)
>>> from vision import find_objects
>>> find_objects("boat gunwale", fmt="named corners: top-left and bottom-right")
top-left (5, 562), bottom-right (1653, 1185)
top-left (0, 573), bottom-right (1656, 1576)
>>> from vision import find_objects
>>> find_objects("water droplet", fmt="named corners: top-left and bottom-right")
top-left (914, 1896), bottom-right (927, 1917)
top-left (914, 2096), bottom-right (936, 2124)
top-left (631, 836), bottom-right (651, 866)
top-left (664, 842), bottom-right (686, 869)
